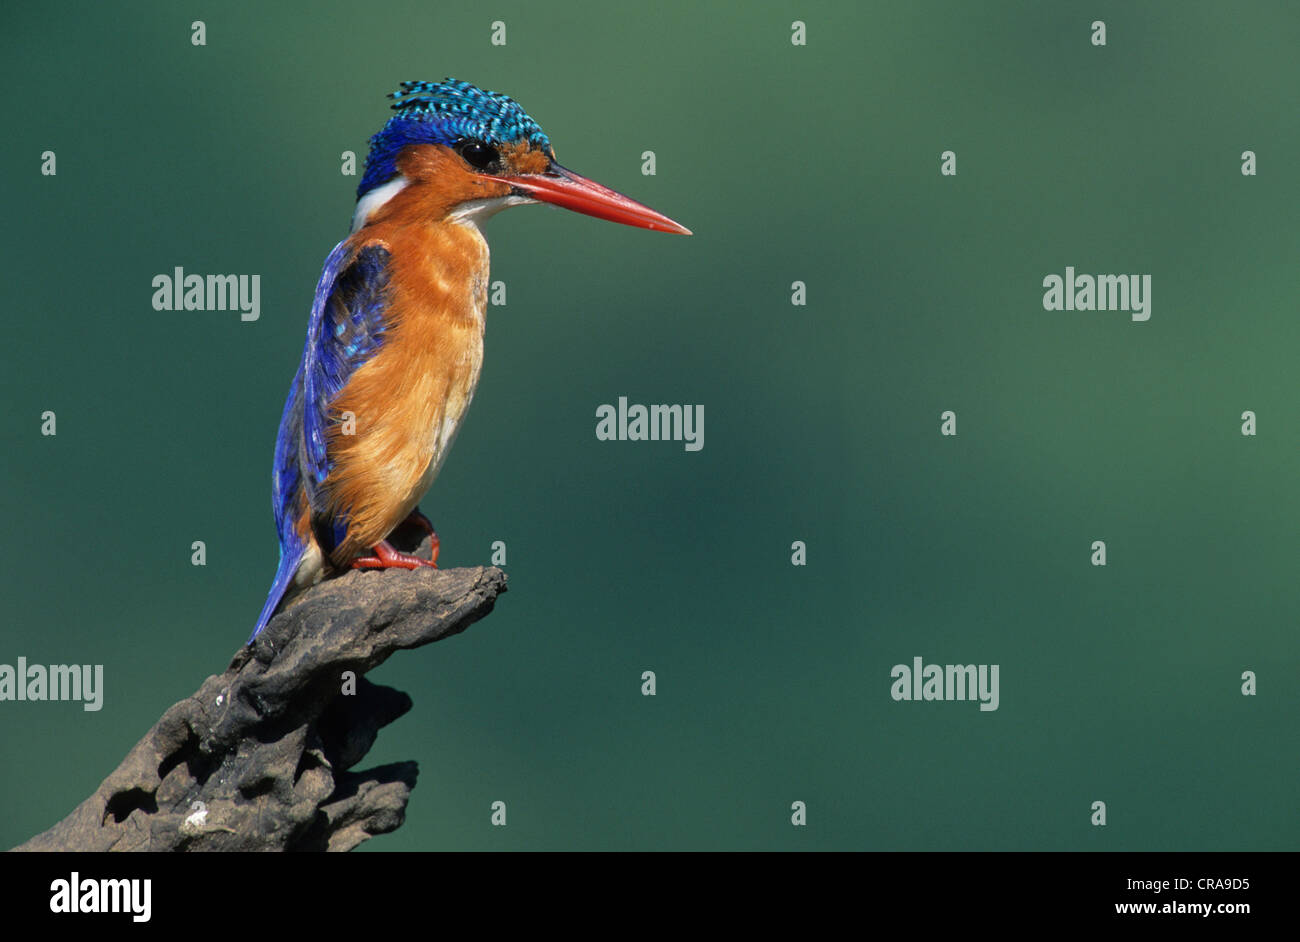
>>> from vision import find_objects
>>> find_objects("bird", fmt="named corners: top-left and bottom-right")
top-left (248, 78), bottom-right (689, 643)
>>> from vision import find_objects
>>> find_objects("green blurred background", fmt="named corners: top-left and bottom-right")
top-left (2, 1), bottom-right (1296, 851)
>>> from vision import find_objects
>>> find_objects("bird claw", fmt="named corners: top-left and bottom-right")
top-left (401, 507), bottom-right (441, 566)
top-left (351, 539), bottom-right (438, 570)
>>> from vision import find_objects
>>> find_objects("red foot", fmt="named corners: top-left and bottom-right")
top-left (351, 539), bottom-right (438, 571)
top-left (403, 507), bottom-right (441, 566)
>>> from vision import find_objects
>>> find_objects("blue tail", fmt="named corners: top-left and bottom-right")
top-left (248, 543), bottom-right (306, 644)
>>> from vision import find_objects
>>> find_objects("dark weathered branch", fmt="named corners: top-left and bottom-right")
top-left (13, 532), bottom-right (506, 853)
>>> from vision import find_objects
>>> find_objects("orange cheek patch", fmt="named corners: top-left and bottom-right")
top-left (467, 177), bottom-right (513, 200)
top-left (385, 144), bottom-right (511, 218)
top-left (395, 143), bottom-right (453, 179)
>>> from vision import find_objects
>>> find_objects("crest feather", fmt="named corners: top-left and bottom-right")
top-left (357, 78), bottom-right (552, 198)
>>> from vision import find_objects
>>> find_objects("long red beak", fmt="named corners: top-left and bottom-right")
top-left (489, 164), bottom-right (692, 235)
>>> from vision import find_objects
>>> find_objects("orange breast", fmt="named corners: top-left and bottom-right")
top-left (320, 208), bottom-right (491, 567)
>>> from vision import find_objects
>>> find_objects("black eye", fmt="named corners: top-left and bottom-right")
top-left (458, 140), bottom-right (498, 170)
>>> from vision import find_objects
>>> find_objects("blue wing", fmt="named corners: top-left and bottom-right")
top-left (301, 242), bottom-right (392, 514)
top-left (248, 238), bottom-right (392, 643)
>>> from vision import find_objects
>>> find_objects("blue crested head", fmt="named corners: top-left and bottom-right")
top-left (357, 79), bottom-right (553, 199)
top-left (349, 78), bottom-right (690, 236)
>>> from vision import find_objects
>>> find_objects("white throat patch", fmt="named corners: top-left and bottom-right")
top-left (445, 194), bottom-right (536, 235)
top-left (351, 176), bottom-right (409, 232)
top-left (351, 179), bottom-right (534, 235)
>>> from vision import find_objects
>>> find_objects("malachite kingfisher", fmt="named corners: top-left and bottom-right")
top-left (249, 79), bottom-right (689, 643)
